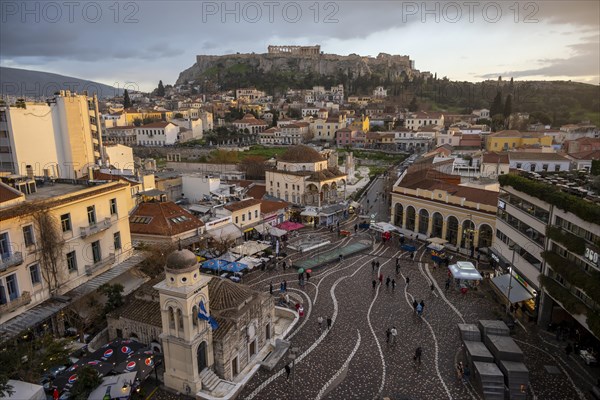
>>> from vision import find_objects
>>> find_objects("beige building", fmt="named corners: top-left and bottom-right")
top-left (265, 145), bottom-right (347, 206)
top-left (102, 144), bottom-right (134, 171)
top-left (390, 162), bottom-right (498, 250)
top-left (220, 198), bottom-right (262, 232)
top-left (0, 91), bottom-right (104, 179)
top-left (0, 178), bottom-right (133, 325)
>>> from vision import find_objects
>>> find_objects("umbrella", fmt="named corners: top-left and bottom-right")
top-left (88, 339), bottom-right (145, 366)
top-left (114, 351), bottom-right (162, 381)
top-left (298, 268), bottom-right (305, 273)
top-left (53, 359), bottom-right (114, 393)
top-left (201, 259), bottom-right (229, 271)
top-left (226, 262), bottom-right (248, 272)
top-left (306, 269), bottom-right (312, 273)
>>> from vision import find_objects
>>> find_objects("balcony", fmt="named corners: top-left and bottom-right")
top-left (0, 291), bottom-right (31, 315)
top-left (85, 253), bottom-right (115, 276)
top-left (0, 252), bottom-right (23, 272)
top-left (80, 217), bottom-right (112, 238)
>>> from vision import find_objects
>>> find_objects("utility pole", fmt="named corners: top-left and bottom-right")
top-left (506, 243), bottom-right (517, 315)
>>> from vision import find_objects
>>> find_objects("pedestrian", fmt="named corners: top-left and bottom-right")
top-left (416, 302), bottom-right (423, 316)
top-left (390, 326), bottom-right (397, 345)
top-left (414, 347), bottom-right (422, 370)
top-left (339, 254), bottom-right (343, 262)
top-left (327, 316), bottom-right (332, 329)
top-left (378, 273), bottom-right (383, 285)
top-left (298, 272), bottom-right (303, 285)
top-left (445, 278), bottom-right (450, 291)
top-left (430, 283), bottom-right (435, 293)
top-left (283, 280), bottom-right (287, 292)
top-left (270, 281), bottom-right (273, 295)
top-left (285, 364), bottom-right (291, 379)
top-left (289, 259), bottom-right (293, 269)
top-left (463, 364), bottom-right (470, 383)
top-left (372, 279), bottom-right (377, 289)
top-left (420, 300), bottom-right (425, 311)
top-left (280, 281), bottom-right (284, 293)
top-left (406, 276), bottom-right (410, 286)
top-left (386, 276), bottom-right (391, 288)
top-left (285, 293), bottom-right (290, 305)
top-left (396, 257), bottom-right (399, 268)
top-left (376, 260), bottom-right (380, 269)
top-left (391, 279), bottom-right (396, 292)
top-left (386, 327), bottom-right (391, 343)
top-left (306, 272), bottom-right (311, 281)
top-left (413, 299), bottom-right (418, 314)
top-left (53, 388), bottom-right (59, 400)
top-left (410, 252), bottom-right (415, 260)
top-left (372, 260), bottom-right (376, 271)
top-left (456, 362), bottom-right (464, 383)
top-left (318, 316), bottom-right (324, 331)
top-left (395, 263), bottom-right (400, 274)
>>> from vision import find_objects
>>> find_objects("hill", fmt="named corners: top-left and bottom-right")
top-left (0, 67), bottom-right (124, 99)
top-left (176, 51), bottom-right (425, 95)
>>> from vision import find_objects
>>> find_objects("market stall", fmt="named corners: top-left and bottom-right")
top-left (277, 221), bottom-right (305, 231)
top-left (448, 261), bottom-right (483, 294)
top-left (230, 241), bottom-right (271, 257)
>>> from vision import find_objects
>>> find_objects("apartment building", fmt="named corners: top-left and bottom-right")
top-left (492, 172), bottom-right (600, 341)
top-left (135, 121), bottom-right (179, 146)
top-left (0, 91), bottom-right (104, 179)
top-left (0, 178), bottom-right (133, 326)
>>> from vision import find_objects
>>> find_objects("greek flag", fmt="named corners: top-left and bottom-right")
top-left (198, 300), bottom-right (219, 330)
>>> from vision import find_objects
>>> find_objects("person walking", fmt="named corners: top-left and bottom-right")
top-left (327, 316), bottom-right (332, 329)
top-left (285, 364), bottom-right (291, 379)
top-left (566, 343), bottom-right (573, 356)
top-left (406, 276), bottom-right (410, 286)
top-left (376, 260), bottom-right (380, 269)
top-left (339, 254), bottom-right (343, 262)
top-left (372, 279), bottom-right (377, 289)
top-left (456, 362), bottom-right (464, 383)
top-left (391, 279), bottom-right (396, 292)
top-left (318, 316), bottom-right (324, 332)
top-left (306, 272), bottom-right (311, 281)
top-left (420, 300), bottom-right (425, 312)
top-left (270, 281), bottom-right (273, 295)
top-left (445, 278), bottom-right (451, 291)
top-left (280, 281), bottom-right (284, 294)
top-left (416, 302), bottom-right (423, 316)
top-left (282, 261), bottom-right (287, 270)
top-left (414, 347), bottom-right (422, 370)
top-left (386, 327), bottom-right (391, 343)
top-left (283, 280), bottom-right (287, 292)
top-left (413, 299), bottom-right (418, 314)
top-left (430, 283), bottom-right (435, 293)
top-left (378, 273), bottom-right (383, 285)
top-left (354, 223), bottom-right (358, 233)
top-left (386, 276), bottom-right (391, 288)
top-left (372, 260), bottom-right (376, 271)
top-left (410, 252), bottom-right (415, 261)
top-left (390, 326), bottom-right (398, 345)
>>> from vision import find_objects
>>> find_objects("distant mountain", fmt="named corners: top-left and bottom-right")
top-left (0, 67), bottom-right (123, 99)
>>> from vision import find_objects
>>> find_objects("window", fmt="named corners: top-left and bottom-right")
top-left (67, 251), bottom-right (77, 272)
top-left (113, 232), bottom-right (122, 250)
top-left (516, 163), bottom-right (522, 169)
top-left (242, 214), bottom-right (245, 222)
top-left (22, 225), bottom-right (35, 247)
top-left (277, 182), bottom-right (280, 188)
top-left (235, 216), bottom-right (239, 224)
top-left (91, 241), bottom-right (101, 263)
top-left (110, 198), bottom-right (117, 215)
top-left (554, 164), bottom-right (561, 172)
top-left (0, 232), bottom-right (10, 258)
top-left (61, 213), bottom-right (72, 232)
top-left (285, 183), bottom-right (288, 189)
top-left (255, 210), bottom-right (258, 218)
top-left (5, 274), bottom-right (18, 300)
top-left (87, 206), bottom-right (96, 224)
top-left (542, 164), bottom-right (549, 172)
top-left (29, 264), bottom-right (41, 285)
top-left (248, 211), bottom-right (251, 221)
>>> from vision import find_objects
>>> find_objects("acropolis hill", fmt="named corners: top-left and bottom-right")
top-left (175, 46), bottom-right (425, 92)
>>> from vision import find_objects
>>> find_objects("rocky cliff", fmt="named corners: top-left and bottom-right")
top-left (176, 52), bottom-right (424, 94)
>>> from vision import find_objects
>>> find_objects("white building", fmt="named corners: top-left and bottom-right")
top-left (102, 144), bottom-right (135, 171)
top-left (0, 91), bottom-right (103, 179)
top-left (508, 152), bottom-right (571, 173)
top-left (405, 112), bottom-right (445, 131)
top-left (102, 126), bottom-right (136, 146)
top-left (171, 118), bottom-right (203, 140)
top-left (181, 174), bottom-right (221, 203)
top-left (472, 109), bottom-right (490, 119)
top-left (135, 122), bottom-right (179, 146)
top-left (372, 86), bottom-right (388, 98)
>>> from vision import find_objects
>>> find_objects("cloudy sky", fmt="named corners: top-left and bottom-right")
top-left (1, 1), bottom-right (598, 91)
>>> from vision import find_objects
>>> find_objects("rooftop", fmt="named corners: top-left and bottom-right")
top-left (129, 201), bottom-right (204, 237)
top-left (223, 198), bottom-right (262, 212)
top-left (278, 145), bottom-right (325, 163)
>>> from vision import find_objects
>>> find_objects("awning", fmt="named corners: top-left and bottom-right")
top-left (490, 274), bottom-right (534, 303)
top-left (301, 210), bottom-right (319, 217)
top-left (427, 237), bottom-right (448, 245)
top-left (231, 241), bottom-right (270, 256)
top-left (427, 243), bottom-right (445, 252)
top-left (448, 261), bottom-right (483, 281)
top-left (370, 222), bottom-right (400, 233)
top-left (277, 221), bottom-right (305, 231)
top-left (254, 225), bottom-right (287, 237)
top-left (207, 223), bottom-right (242, 241)
top-left (349, 201), bottom-right (361, 208)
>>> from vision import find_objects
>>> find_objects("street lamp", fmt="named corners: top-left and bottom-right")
top-left (506, 243), bottom-right (517, 315)
top-left (288, 346), bottom-right (299, 393)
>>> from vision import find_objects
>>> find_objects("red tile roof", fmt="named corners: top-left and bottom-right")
top-left (260, 199), bottom-right (290, 214)
top-left (129, 201), bottom-right (204, 236)
top-left (223, 198), bottom-right (262, 212)
top-left (0, 182), bottom-right (24, 204)
top-left (246, 184), bottom-right (266, 200)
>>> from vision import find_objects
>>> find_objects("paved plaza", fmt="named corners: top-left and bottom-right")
top-left (232, 217), bottom-right (599, 400)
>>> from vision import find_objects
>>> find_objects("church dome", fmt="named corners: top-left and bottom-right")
top-left (165, 249), bottom-right (198, 273)
top-left (278, 145), bottom-right (324, 163)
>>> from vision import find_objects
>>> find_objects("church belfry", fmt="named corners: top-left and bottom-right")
top-left (154, 248), bottom-right (214, 394)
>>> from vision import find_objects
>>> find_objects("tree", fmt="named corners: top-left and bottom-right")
top-left (271, 112), bottom-right (278, 127)
top-left (123, 89), bottom-right (132, 108)
top-left (133, 118), bottom-right (142, 127)
top-left (209, 149), bottom-right (239, 164)
top-left (503, 94), bottom-right (512, 119)
top-left (69, 365), bottom-right (102, 399)
top-left (239, 156), bottom-right (267, 180)
top-left (209, 236), bottom-right (237, 258)
top-left (63, 294), bottom-right (102, 343)
top-left (98, 283), bottom-right (124, 315)
top-left (157, 80), bottom-right (165, 97)
top-left (490, 91), bottom-right (504, 118)
top-left (408, 96), bottom-right (419, 112)
top-left (137, 242), bottom-right (176, 278)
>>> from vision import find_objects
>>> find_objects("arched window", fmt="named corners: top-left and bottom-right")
top-left (168, 307), bottom-right (175, 329)
top-left (177, 308), bottom-right (184, 330)
top-left (192, 305), bottom-right (198, 327)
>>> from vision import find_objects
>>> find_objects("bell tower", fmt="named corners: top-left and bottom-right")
top-left (154, 248), bottom-right (214, 394)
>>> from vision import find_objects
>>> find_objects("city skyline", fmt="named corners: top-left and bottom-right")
top-left (0, 1), bottom-right (598, 92)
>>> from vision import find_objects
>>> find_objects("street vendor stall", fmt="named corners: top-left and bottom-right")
top-left (448, 261), bottom-right (483, 294)
top-left (231, 241), bottom-right (271, 257)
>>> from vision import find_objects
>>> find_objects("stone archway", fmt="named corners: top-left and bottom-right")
top-left (418, 209), bottom-right (429, 235)
top-left (197, 341), bottom-right (208, 372)
top-left (462, 219), bottom-right (475, 249)
top-left (446, 216), bottom-right (459, 245)
top-left (479, 224), bottom-right (494, 249)
top-left (405, 206), bottom-right (416, 232)
top-left (394, 203), bottom-right (404, 227)
top-left (431, 212), bottom-right (443, 238)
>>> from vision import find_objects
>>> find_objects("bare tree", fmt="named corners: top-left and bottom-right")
top-left (209, 236), bottom-right (237, 258)
top-left (63, 294), bottom-right (102, 343)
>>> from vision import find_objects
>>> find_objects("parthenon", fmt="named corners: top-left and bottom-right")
top-left (268, 45), bottom-right (321, 55)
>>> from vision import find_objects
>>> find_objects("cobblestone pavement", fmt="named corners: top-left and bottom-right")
top-left (239, 217), bottom-right (598, 400)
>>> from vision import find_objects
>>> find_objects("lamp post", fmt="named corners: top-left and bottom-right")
top-left (288, 346), bottom-right (299, 393)
top-left (506, 243), bottom-right (517, 315)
